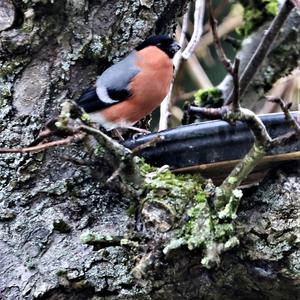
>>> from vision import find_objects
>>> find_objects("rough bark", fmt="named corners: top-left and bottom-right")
top-left (0, 1), bottom-right (300, 300)
top-left (144, 168), bottom-right (300, 300)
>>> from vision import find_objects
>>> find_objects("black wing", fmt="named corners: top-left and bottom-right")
top-left (77, 86), bottom-right (104, 113)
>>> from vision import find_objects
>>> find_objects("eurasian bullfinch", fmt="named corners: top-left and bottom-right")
top-left (77, 35), bottom-right (180, 130)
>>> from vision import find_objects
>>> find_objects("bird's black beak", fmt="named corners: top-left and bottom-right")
top-left (171, 41), bottom-right (181, 53)
top-left (168, 41), bottom-right (181, 58)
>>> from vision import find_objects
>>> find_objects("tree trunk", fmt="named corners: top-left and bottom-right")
top-left (0, 1), bottom-right (300, 299)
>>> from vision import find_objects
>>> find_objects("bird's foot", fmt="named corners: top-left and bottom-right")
top-left (119, 126), bottom-right (150, 134)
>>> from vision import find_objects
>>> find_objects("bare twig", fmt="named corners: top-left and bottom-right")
top-left (77, 124), bottom-right (144, 188)
top-left (131, 135), bottom-right (165, 155)
top-left (206, 0), bottom-right (240, 111)
top-left (78, 124), bottom-right (131, 158)
top-left (159, 0), bottom-right (206, 131)
top-left (188, 105), bottom-right (278, 210)
top-left (225, 0), bottom-right (294, 105)
top-left (232, 58), bottom-right (240, 111)
top-left (196, 11), bottom-right (244, 59)
top-left (267, 96), bottom-right (300, 136)
top-left (159, 7), bottom-right (190, 131)
top-left (0, 99), bottom-right (144, 196)
top-left (182, 0), bottom-right (205, 60)
top-left (216, 143), bottom-right (267, 209)
top-left (224, 108), bottom-right (272, 146)
top-left (207, 0), bottom-right (232, 74)
top-left (29, 128), bottom-right (54, 146)
top-left (0, 134), bottom-right (85, 154)
top-left (158, 84), bottom-right (172, 131)
top-left (271, 131), bottom-right (298, 147)
top-left (189, 105), bottom-right (225, 119)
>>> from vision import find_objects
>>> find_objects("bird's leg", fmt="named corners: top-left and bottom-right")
top-left (111, 126), bottom-right (150, 141)
top-left (113, 129), bottom-right (125, 141)
top-left (118, 126), bottom-right (151, 134)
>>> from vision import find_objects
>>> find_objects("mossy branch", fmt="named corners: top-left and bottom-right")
top-left (215, 143), bottom-right (266, 209)
top-left (189, 103), bottom-right (300, 212)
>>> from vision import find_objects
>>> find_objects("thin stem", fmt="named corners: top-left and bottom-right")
top-left (0, 134), bottom-right (85, 154)
top-left (159, 5), bottom-right (191, 131)
top-left (181, 0), bottom-right (205, 60)
top-left (268, 97), bottom-right (300, 136)
top-left (159, 0), bottom-right (206, 130)
top-left (206, 0), bottom-right (240, 111)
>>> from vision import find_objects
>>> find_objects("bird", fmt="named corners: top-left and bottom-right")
top-left (77, 35), bottom-right (180, 130)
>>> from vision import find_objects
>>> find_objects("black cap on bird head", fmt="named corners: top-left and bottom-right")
top-left (135, 35), bottom-right (181, 59)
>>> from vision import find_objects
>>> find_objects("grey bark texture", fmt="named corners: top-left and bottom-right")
top-left (0, 0), bottom-right (300, 299)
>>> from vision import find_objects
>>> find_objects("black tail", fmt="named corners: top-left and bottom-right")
top-left (77, 86), bottom-right (104, 113)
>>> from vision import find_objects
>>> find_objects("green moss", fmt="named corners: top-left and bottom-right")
top-left (224, 236), bottom-right (240, 250)
top-left (139, 159), bottom-right (205, 220)
top-left (126, 201), bottom-right (138, 216)
top-left (138, 158), bottom-right (155, 174)
top-left (21, 8), bottom-right (35, 33)
top-left (137, 158), bottom-right (241, 268)
top-left (178, 202), bottom-right (212, 251)
top-left (81, 113), bottom-right (91, 122)
top-left (80, 232), bottom-right (112, 244)
top-left (174, 205), bottom-right (239, 267)
top-left (138, 159), bottom-right (234, 254)
top-left (120, 238), bottom-right (139, 248)
top-left (195, 190), bottom-right (207, 203)
top-left (239, 8), bottom-right (264, 36)
top-left (163, 238), bottom-right (185, 254)
top-left (218, 188), bottom-right (243, 220)
top-left (237, 0), bottom-right (278, 37)
top-left (0, 81), bottom-right (12, 107)
top-left (194, 88), bottom-right (223, 108)
top-left (228, 176), bottom-right (238, 185)
top-left (94, 145), bottom-right (106, 157)
top-left (0, 59), bottom-right (27, 78)
top-left (72, 280), bottom-right (90, 289)
top-left (264, 0), bottom-right (278, 15)
top-left (0, 58), bottom-right (29, 107)
top-left (162, 181), bottom-right (241, 267)
top-left (21, 23), bottom-right (34, 34)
